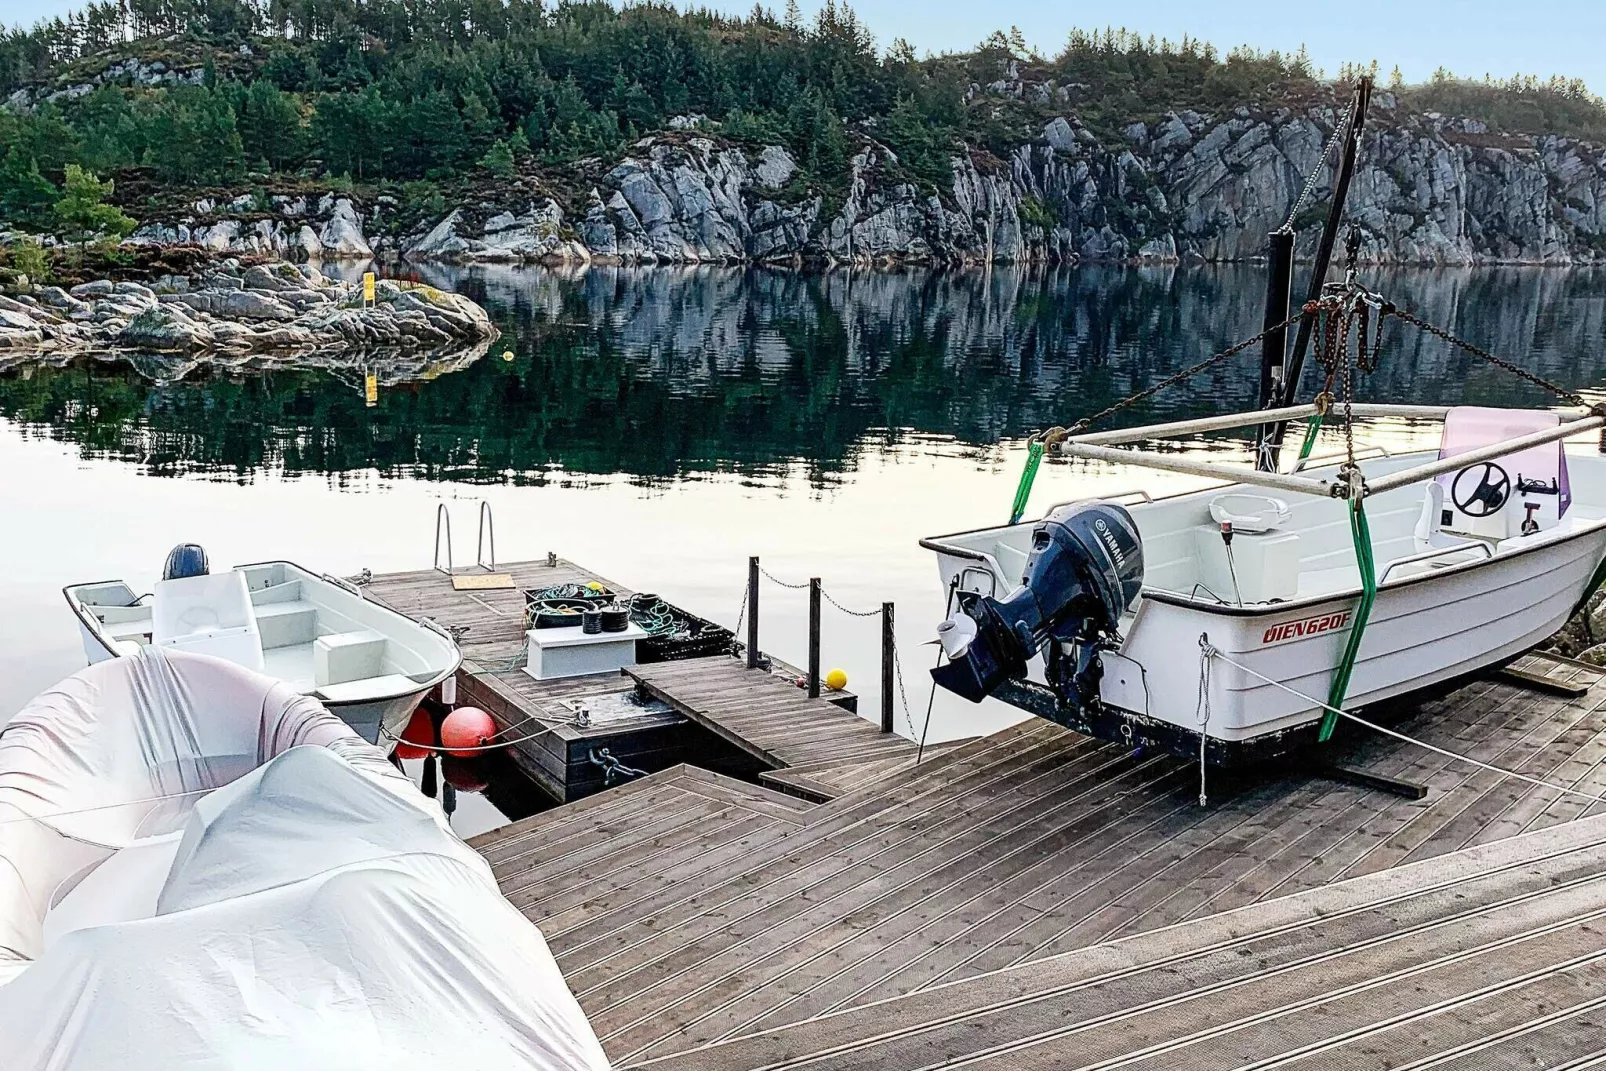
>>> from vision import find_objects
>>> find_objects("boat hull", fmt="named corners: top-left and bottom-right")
top-left (923, 454), bottom-right (1606, 763)
top-left (76, 623), bottom-right (426, 746)
top-left (65, 562), bottom-right (459, 751)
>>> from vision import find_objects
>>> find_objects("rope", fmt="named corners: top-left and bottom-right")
top-left (1009, 440), bottom-right (1047, 526)
top-left (1204, 644), bottom-right (1606, 808)
top-left (1194, 638), bottom-right (1212, 806)
top-left (1295, 412), bottom-right (1324, 462)
top-left (1318, 285), bottom-right (1379, 739)
top-left (375, 706), bottom-right (559, 754)
top-left (0, 786), bottom-right (215, 827)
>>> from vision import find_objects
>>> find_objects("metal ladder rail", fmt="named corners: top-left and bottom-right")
top-left (477, 501), bottom-right (497, 571)
top-left (433, 503), bottom-right (454, 575)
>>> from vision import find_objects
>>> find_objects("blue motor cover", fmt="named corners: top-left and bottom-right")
top-left (162, 543), bottom-right (210, 580)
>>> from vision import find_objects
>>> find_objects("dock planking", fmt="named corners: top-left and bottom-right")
top-left (628, 658), bottom-right (919, 775)
top-left (475, 662), bottom-right (1606, 1067)
top-left (365, 554), bottom-right (1606, 1066)
top-left (362, 558), bottom-right (872, 802)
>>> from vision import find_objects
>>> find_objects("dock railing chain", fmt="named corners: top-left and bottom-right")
top-left (744, 558), bottom-right (919, 738)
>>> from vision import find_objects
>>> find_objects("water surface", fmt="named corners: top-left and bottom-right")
top-left (4, 263), bottom-right (1604, 835)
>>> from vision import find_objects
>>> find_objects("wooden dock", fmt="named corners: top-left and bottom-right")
top-left (466, 653), bottom-right (1606, 1068)
top-left (363, 558), bottom-right (868, 802)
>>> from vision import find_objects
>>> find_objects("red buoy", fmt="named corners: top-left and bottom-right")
top-left (395, 708), bottom-right (434, 760)
top-left (440, 706), bottom-right (497, 757)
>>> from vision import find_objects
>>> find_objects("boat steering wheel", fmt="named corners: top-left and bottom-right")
top-left (1451, 461), bottom-right (1512, 517)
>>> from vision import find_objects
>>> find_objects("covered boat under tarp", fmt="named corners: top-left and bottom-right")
top-left (0, 646), bottom-right (609, 1070)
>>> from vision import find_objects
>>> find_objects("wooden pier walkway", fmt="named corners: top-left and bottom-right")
top-left (363, 557), bottom-right (866, 801)
top-left (628, 659), bottom-right (928, 802)
top-left (467, 656), bottom-right (1606, 1068)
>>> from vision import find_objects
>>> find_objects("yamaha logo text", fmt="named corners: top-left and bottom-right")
top-left (1262, 611), bottom-right (1352, 646)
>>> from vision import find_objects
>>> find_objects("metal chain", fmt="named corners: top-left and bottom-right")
top-left (1281, 93), bottom-right (1357, 232)
top-left (1386, 304), bottom-right (1586, 406)
top-left (892, 643), bottom-right (917, 739)
top-left (1061, 310), bottom-right (1306, 438)
top-left (822, 589), bottom-right (884, 618)
top-left (758, 566), bottom-right (811, 590)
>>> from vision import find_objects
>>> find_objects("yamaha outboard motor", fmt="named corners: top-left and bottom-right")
top-left (162, 543), bottom-right (210, 581)
top-left (933, 501), bottom-right (1143, 707)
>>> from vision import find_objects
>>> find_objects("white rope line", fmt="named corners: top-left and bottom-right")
top-left (0, 786), bottom-right (215, 827)
top-left (375, 712), bottom-right (555, 755)
top-left (1203, 642), bottom-right (1606, 807)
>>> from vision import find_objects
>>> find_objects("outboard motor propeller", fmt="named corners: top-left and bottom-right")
top-left (933, 501), bottom-right (1143, 706)
top-left (162, 543), bottom-right (210, 581)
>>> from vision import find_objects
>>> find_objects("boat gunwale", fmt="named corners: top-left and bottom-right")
top-left (919, 467), bottom-right (1606, 621)
top-left (62, 560), bottom-right (463, 708)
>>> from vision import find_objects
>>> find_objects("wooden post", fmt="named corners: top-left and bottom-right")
top-left (808, 578), bottom-right (822, 698)
top-left (747, 556), bottom-right (760, 669)
top-left (880, 602), bottom-right (895, 733)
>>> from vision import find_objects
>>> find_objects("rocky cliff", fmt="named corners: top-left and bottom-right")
top-left (101, 97), bottom-right (1606, 267)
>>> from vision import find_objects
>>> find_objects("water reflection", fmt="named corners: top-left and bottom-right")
top-left (2, 265), bottom-right (1605, 484)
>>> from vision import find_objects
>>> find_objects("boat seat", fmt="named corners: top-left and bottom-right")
top-left (253, 601), bottom-right (318, 650)
top-left (314, 630), bottom-right (387, 688)
top-left (151, 571), bottom-right (264, 672)
top-left (1208, 493), bottom-right (1290, 533)
top-left (316, 673), bottom-right (419, 704)
top-left (1413, 481), bottom-right (1463, 551)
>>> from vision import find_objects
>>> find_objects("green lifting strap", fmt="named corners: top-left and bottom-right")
top-left (1319, 497), bottom-right (1377, 742)
top-left (1009, 440), bottom-right (1047, 525)
top-left (1296, 413), bottom-right (1324, 462)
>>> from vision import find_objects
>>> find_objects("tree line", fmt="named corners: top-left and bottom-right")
top-left (2, 0), bottom-right (1604, 238)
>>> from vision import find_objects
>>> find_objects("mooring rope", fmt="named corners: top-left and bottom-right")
top-left (0, 787), bottom-right (216, 827)
top-left (1200, 640), bottom-right (1606, 807)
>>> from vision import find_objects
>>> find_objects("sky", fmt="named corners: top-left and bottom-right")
top-left (8, 0), bottom-right (1606, 93)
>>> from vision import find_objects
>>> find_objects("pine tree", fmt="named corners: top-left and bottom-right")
top-left (0, 147), bottom-right (60, 230)
top-left (53, 164), bottom-right (135, 247)
top-left (479, 137), bottom-right (516, 178)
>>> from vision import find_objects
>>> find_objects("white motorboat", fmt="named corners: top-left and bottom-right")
top-left (64, 549), bottom-right (460, 747)
top-left (0, 647), bottom-right (610, 1068)
top-left (922, 404), bottom-right (1606, 764)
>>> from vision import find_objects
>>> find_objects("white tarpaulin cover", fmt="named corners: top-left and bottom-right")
top-left (0, 647), bottom-right (610, 1070)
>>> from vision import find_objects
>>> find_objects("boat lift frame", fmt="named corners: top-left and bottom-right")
top-left (1053, 403), bottom-right (1605, 500)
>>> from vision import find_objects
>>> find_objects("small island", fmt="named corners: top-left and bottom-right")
top-left (0, 259), bottom-right (497, 356)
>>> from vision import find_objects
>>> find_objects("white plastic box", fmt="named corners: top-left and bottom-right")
top-left (523, 624), bottom-right (648, 680)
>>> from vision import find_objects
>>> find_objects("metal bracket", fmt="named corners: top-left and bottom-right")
top-left (1319, 763), bottom-right (1427, 800)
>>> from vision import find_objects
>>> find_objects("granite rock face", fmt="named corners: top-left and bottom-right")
top-left (0, 261), bottom-right (496, 355)
top-left (126, 196), bottom-right (377, 262)
top-left (82, 99), bottom-right (1606, 267)
top-left (396, 107), bottom-right (1606, 265)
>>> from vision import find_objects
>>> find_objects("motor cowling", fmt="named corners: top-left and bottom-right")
top-left (932, 501), bottom-right (1143, 705)
top-left (162, 543), bottom-right (210, 581)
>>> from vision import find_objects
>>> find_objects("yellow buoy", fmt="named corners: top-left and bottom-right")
top-left (825, 668), bottom-right (848, 691)
top-left (586, 581), bottom-right (604, 592)
top-left (502, 350), bottom-right (515, 362)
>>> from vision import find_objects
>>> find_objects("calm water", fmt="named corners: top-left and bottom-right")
top-left (4, 263), bottom-right (1605, 835)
